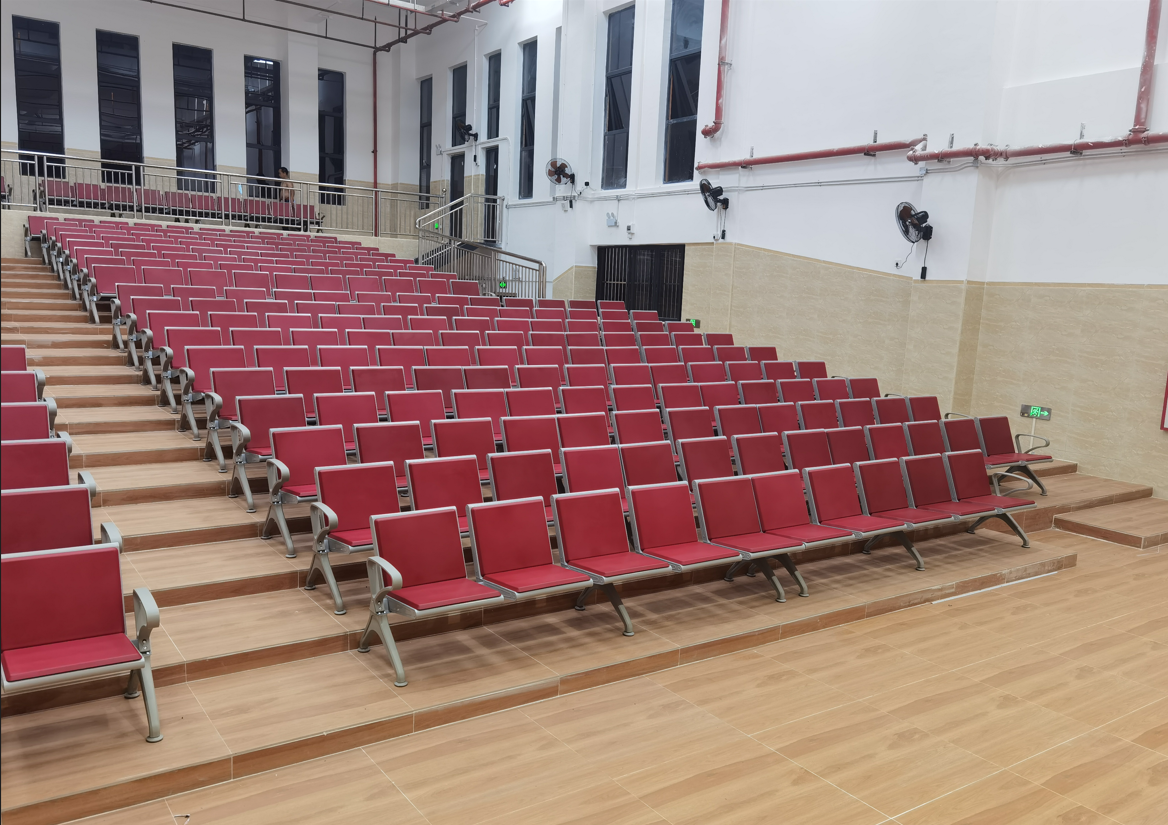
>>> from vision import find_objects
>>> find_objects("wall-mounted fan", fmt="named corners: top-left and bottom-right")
top-left (546, 158), bottom-right (575, 185)
top-left (699, 178), bottom-right (729, 211)
top-left (894, 201), bottom-right (934, 279)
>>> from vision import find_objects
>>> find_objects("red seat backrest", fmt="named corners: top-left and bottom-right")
top-left (231, 328), bottom-right (283, 365)
top-left (0, 486), bottom-right (93, 554)
top-left (678, 437), bottom-right (734, 485)
top-left (660, 383), bottom-right (703, 410)
top-left (848, 377), bottom-right (881, 399)
top-left (611, 384), bottom-right (656, 412)
top-left (748, 346), bottom-right (779, 362)
top-left (209, 368), bottom-right (276, 420)
top-left (643, 346), bottom-right (680, 365)
top-left (628, 482), bottom-right (700, 551)
top-left (185, 346), bottom-right (245, 393)
top-left (270, 426), bottom-right (347, 491)
top-left (407, 455), bottom-right (483, 517)
top-left (665, 407), bottom-right (714, 444)
top-left (560, 385), bottom-right (608, 416)
top-left (560, 445), bottom-right (624, 494)
top-left (452, 388), bottom-right (508, 439)
top-left (319, 346), bottom-right (370, 390)
top-left (316, 393), bottom-right (379, 445)
top-left (284, 367), bottom-right (344, 418)
top-left (354, 422), bottom-right (424, 481)
top-left (475, 346), bottom-right (521, 385)
top-left (618, 441), bottom-right (677, 487)
top-left (714, 346), bottom-right (748, 363)
top-left (778, 379), bottom-right (815, 404)
top-left (696, 476), bottom-right (762, 541)
top-left (739, 381), bottom-right (779, 406)
top-left (758, 402), bottom-right (800, 435)
top-left (505, 387), bottom-right (558, 417)
top-left (866, 423), bottom-right (910, 460)
top-left (425, 346), bottom-right (473, 368)
top-left (751, 471), bottom-right (811, 531)
top-left (909, 396), bottom-right (943, 422)
top-left (553, 489), bottom-right (631, 563)
top-left (604, 346), bottom-right (642, 366)
top-left (501, 415), bottom-right (561, 456)
top-left (1, 545), bottom-right (126, 653)
top-left (679, 345), bottom-right (715, 364)
top-left (837, 398), bottom-right (876, 428)
top-left (941, 418), bottom-right (982, 453)
top-left (254, 346), bottom-right (311, 393)
top-left (945, 450), bottom-right (994, 499)
top-left (974, 416), bottom-right (1013, 455)
top-left (432, 418), bottom-right (495, 472)
top-left (370, 508), bottom-right (469, 589)
top-left (1, 372), bottom-right (38, 403)
top-left (351, 367), bottom-right (406, 415)
top-left (440, 331), bottom-right (483, 352)
top-left (376, 346), bottom-right (426, 389)
top-left (783, 429), bottom-right (832, 470)
top-left (733, 432), bottom-right (785, 475)
top-left (393, 330), bottom-right (437, 347)
top-left (413, 366), bottom-right (466, 410)
top-left (0, 439), bottom-right (70, 490)
top-left (826, 426), bottom-right (871, 465)
top-left (796, 361), bottom-right (827, 380)
top-left (873, 396), bottom-right (911, 425)
top-left (488, 450), bottom-right (558, 506)
top-left (727, 361), bottom-right (764, 383)
top-left (698, 382), bottom-right (739, 417)
top-left (762, 361), bottom-right (798, 381)
top-left (715, 405), bottom-right (761, 441)
top-left (906, 420), bottom-right (947, 456)
top-left (516, 365), bottom-right (562, 395)
top-left (855, 459), bottom-right (911, 514)
top-left (386, 390), bottom-right (446, 438)
top-left (613, 409), bottom-right (665, 445)
top-left (469, 498), bottom-right (556, 576)
top-left (901, 454), bottom-right (955, 507)
top-left (556, 412), bottom-right (609, 448)
top-left (804, 464), bottom-right (863, 522)
top-left (814, 378), bottom-right (850, 401)
top-left (316, 462), bottom-right (400, 533)
top-left (567, 347), bottom-right (606, 366)
top-left (0, 402), bottom-right (52, 440)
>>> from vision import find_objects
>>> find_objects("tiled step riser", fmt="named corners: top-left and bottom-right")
top-left (45, 373), bottom-right (141, 386)
top-left (2, 313), bottom-right (92, 324)
top-left (978, 485), bottom-right (1153, 534)
top-left (0, 338), bottom-right (114, 349)
top-left (71, 445), bottom-right (206, 469)
top-left (58, 418), bottom-right (176, 435)
top-left (52, 394), bottom-right (158, 409)
top-left (27, 354), bottom-right (127, 366)
top-left (2, 302), bottom-right (85, 312)
top-left (1053, 518), bottom-right (1166, 549)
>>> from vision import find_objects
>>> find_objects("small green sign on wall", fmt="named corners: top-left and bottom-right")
top-left (1019, 405), bottom-right (1052, 421)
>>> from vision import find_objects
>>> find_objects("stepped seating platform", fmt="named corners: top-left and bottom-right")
top-left (1054, 498), bottom-right (1168, 549)
top-left (2, 250), bottom-right (1161, 825)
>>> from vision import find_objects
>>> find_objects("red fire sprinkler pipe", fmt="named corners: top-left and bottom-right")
top-left (1132, 0), bottom-right (1162, 134)
top-left (701, 0), bottom-right (731, 138)
top-left (696, 136), bottom-right (928, 171)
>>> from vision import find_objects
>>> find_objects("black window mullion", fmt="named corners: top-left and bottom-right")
top-left (451, 65), bottom-right (467, 146)
top-left (602, 8), bottom-right (635, 190)
top-left (486, 53), bottom-right (501, 140)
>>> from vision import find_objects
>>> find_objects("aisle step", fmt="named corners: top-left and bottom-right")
top-left (46, 383), bottom-right (158, 408)
top-left (26, 349), bottom-right (126, 367)
top-left (1054, 497), bottom-right (1168, 549)
top-left (57, 405), bottom-right (178, 435)
top-left (70, 431), bottom-right (207, 468)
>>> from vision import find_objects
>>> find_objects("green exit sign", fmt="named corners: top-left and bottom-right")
top-left (686, 318), bottom-right (701, 329)
top-left (1020, 405), bottom-right (1052, 421)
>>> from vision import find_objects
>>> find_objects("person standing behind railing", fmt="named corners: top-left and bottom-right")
top-left (277, 167), bottom-right (296, 203)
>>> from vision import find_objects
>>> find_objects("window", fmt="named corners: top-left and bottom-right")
top-left (486, 53), bottom-right (501, 140)
top-left (244, 55), bottom-right (281, 194)
top-left (602, 7), bottom-right (635, 189)
top-left (484, 146), bottom-right (499, 243)
top-left (12, 16), bottom-right (65, 176)
top-left (449, 153), bottom-right (465, 237)
top-left (96, 30), bottom-right (143, 183)
top-left (518, 41), bottom-right (537, 199)
top-left (451, 65), bottom-right (467, 146)
top-left (173, 44), bottom-right (215, 191)
top-left (318, 69), bottom-right (345, 203)
top-left (664, 0), bottom-right (703, 183)
top-left (419, 77), bottom-right (432, 205)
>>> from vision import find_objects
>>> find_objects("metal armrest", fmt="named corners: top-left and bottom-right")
top-left (883, 392), bottom-right (906, 398)
top-left (46, 398), bottom-right (58, 432)
top-left (177, 367), bottom-right (195, 398)
top-left (141, 329), bottom-right (155, 356)
top-left (204, 391), bottom-right (224, 428)
top-left (1015, 432), bottom-right (1051, 454)
top-left (57, 430), bottom-right (72, 452)
top-left (78, 470), bottom-right (97, 498)
top-left (944, 412), bottom-right (970, 419)
top-left (100, 522), bottom-right (124, 553)
top-left (159, 347), bottom-right (175, 377)
top-left (110, 298), bottom-right (123, 323)
top-left (132, 587), bottom-right (160, 650)
top-left (310, 501), bottom-right (339, 547)
top-left (267, 458), bottom-right (290, 497)
top-left (32, 368), bottom-right (46, 399)
top-left (991, 470), bottom-right (1034, 493)
top-left (229, 421), bottom-right (252, 458)
top-left (125, 312), bottom-right (138, 340)
top-left (366, 556), bottom-right (404, 612)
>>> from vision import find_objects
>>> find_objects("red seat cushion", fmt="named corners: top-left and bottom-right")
top-left (920, 501), bottom-right (994, 517)
top-left (766, 523), bottom-right (852, 543)
top-left (330, 528), bottom-right (373, 548)
top-left (392, 578), bottom-right (501, 611)
top-left (485, 563), bottom-right (591, 593)
top-left (283, 483), bottom-right (318, 498)
top-left (962, 494), bottom-right (1033, 510)
top-left (643, 540), bottom-right (738, 566)
top-left (985, 452), bottom-right (1051, 466)
top-left (872, 507), bottom-right (953, 525)
top-left (712, 532), bottom-right (801, 554)
top-left (2, 634), bottom-right (141, 682)
top-left (247, 445), bottom-right (273, 457)
top-left (821, 515), bottom-right (905, 533)
top-left (571, 552), bottom-right (670, 578)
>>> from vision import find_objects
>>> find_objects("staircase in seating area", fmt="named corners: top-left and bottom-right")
top-left (0, 251), bottom-right (1162, 825)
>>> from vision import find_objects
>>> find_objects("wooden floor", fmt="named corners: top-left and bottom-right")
top-left (1055, 498), bottom-right (1168, 549)
top-left (3, 254), bottom-right (1165, 825)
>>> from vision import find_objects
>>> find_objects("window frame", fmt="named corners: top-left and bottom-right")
top-left (486, 52), bottom-right (501, 140)
top-left (601, 6), bottom-right (635, 190)
top-left (518, 40), bottom-right (537, 200)
top-left (172, 43), bottom-right (216, 191)
top-left (419, 76), bottom-right (433, 206)
top-left (450, 64), bottom-right (468, 147)
top-left (96, 29), bottom-right (144, 184)
top-left (662, 0), bottom-right (703, 184)
top-left (244, 55), bottom-right (282, 194)
top-left (318, 68), bottom-right (345, 203)
top-left (11, 15), bottom-right (65, 176)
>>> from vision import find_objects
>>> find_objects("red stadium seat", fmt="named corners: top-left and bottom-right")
top-left (627, 482), bottom-right (738, 571)
top-left (263, 425), bottom-right (347, 557)
top-left (406, 455), bottom-right (484, 533)
top-left (354, 422), bottom-right (423, 491)
top-left (229, 395), bottom-right (308, 511)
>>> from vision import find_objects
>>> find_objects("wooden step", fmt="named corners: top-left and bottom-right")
top-left (97, 496), bottom-right (271, 552)
top-left (0, 532), bottom-right (1077, 825)
top-left (25, 349), bottom-right (126, 367)
top-left (41, 365), bottom-right (140, 385)
top-left (0, 333), bottom-right (115, 348)
top-left (56, 405), bottom-right (178, 435)
top-left (69, 430), bottom-right (205, 468)
top-left (1032, 458), bottom-right (1077, 477)
top-left (87, 461), bottom-right (236, 506)
top-left (1054, 497), bottom-right (1168, 549)
top-left (2, 299), bottom-right (84, 312)
top-left (46, 383), bottom-right (159, 408)
top-left (979, 472), bottom-right (1154, 535)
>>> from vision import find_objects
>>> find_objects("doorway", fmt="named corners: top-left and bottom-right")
top-left (595, 245), bottom-right (685, 320)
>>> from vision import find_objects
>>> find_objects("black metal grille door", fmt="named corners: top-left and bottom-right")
top-left (596, 245), bottom-right (685, 320)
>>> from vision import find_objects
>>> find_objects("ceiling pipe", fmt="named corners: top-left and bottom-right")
top-left (906, 131), bottom-right (1168, 163)
top-left (697, 136), bottom-right (928, 171)
top-left (375, 0), bottom-right (503, 52)
top-left (1132, 0), bottom-right (1162, 134)
top-left (701, 0), bottom-right (731, 137)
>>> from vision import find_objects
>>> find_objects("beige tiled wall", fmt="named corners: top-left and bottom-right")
top-left (551, 265), bottom-right (598, 301)
top-left (683, 242), bottom-right (1168, 496)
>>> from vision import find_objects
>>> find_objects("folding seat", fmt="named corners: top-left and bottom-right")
top-left (698, 382), bottom-right (740, 425)
top-left (733, 432), bottom-right (786, 475)
top-left (188, 267), bottom-right (230, 294)
top-left (188, 297), bottom-right (237, 326)
top-left (813, 377), bottom-right (851, 401)
top-left (610, 363), bottom-right (654, 390)
top-left (797, 400), bottom-right (840, 430)
top-left (176, 345), bottom-right (245, 435)
top-left (317, 392), bottom-right (379, 452)
top-left (604, 324), bottom-right (638, 339)
top-left (726, 361), bottom-right (764, 383)
top-left (382, 275), bottom-right (416, 296)
top-left (738, 379), bottom-right (779, 406)
top-left (85, 264), bottom-right (138, 325)
top-left (346, 275), bottom-right (382, 299)
top-left (597, 300), bottom-right (625, 312)
top-left (228, 394), bottom-right (308, 511)
top-left (613, 409), bottom-right (667, 445)
top-left (567, 316), bottom-right (600, 332)
top-left (203, 367), bottom-right (276, 470)
top-left (782, 429), bottom-right (833, 470)
top-left (112, 284), bottom-right (165, 352)
top-left (704, 333), bottom-right (734, 348)
top-left (407, 455), bottom-right (484, 533)
top-left (565, 363), bottom-right (610, 394)
top-left (0, 438), bottom-right (93, 495)
top-left (378, 304), bottom-right (418, 326)
top-left (275, 272), bottom-right (312, 291)
top-left (231, 269), bottom-right (271, 294)
top-left (285, 366), bottom-right (344, 420)
top-left (864, 422), bottom-right (910, 460)
top-left (353, 422), bottom-right (422, 491)
top-left (503, 296), bottom-right (536, 311)
top-left (741, 344), bottom-right (774, 362)
top-left (678, 435), bottom-right (735, 488)
top-left (749, 470), bottom-right (849, 567)
top-left (262, 425), bottom-right (348, 557)
top-left (432, 418), bottom-right (496, 481)
top-left (440, 330), bottom-right (482, 352)
top-left (454, 315), bottom-right (492, 339)
top-left (688, 361), bottom-right (728, 383)
top-left (711, 346), bottom-right (745, 364)
top-left (320, 316), bottom-right (365, 337)
top-left (310, 274), bottom-right (345, 292)
top-left (516, 365), bottom-right (565, 403)
top-left (826, 426), bottom-right (871, 465)
top-left (974, 415), bottom-right (1053, 495)
top-left (715, 404), bottom-right (762, 447)
top-left (604, 346), bottom-right (642, 367)
top-left (837, 398), bottom-right (876, 428)
top-left (560, 445), bottom-right (627, 506)
top-left (346, 330), bottom-right (395, 365)
top-left (0, 543), bottom-right (162, 742)
top-left (226, 287), bottom-right (268, 305)
top-left (905, 420), bottom-right (947, 456)
top-left (643, 345), bottom-right (681, 364)
top-left (557, 412), bottom-right (611, 448)
top-left (665, 407), bottom-right (714, 449)
top-left (246, 299), bottom-right (290, 321)
top-left (943, 449), bottom-right (1037, 543)
top-left (567, 346), bottom-right (606, 367)
top-left (296, 301), bottom-right (340, 327)
top-left (567, 332), bottom-right (603, 349)
top-left (804, 463), bottom-right (921, 567)
top-left (376, 345), bottom-right (426, 389)
top-left (496, 316), bottom-right (532, 337)
top-left (694, 476), bottom-right (807, 601)
top-left (756, 363), bottom-right (793, 384)
top-left (637, 332), bottom-right (672, 349)
top-left (290, 329), bottom-right (341, 366)
top-left (140, 310), bottom-right (201, 387)
top-left (338, 302), bottom-right (376, 318)
top-left (777, 379), bottom-right (815, 405)
top-left (394, 330), bottom-right (437, 349)
top-left (501, 416), bottom-right (563, 474)
top-left (384, 390), bottom-right (446, 449)
top-left (425, 345), bottom-right (473, 367)
top-left (873, 395), bottom-right (911, 424)
top-left (398, 293), bottom-right (432, 311)
top-left (909, 395), bottom-right (943, 422)
top-left (274, 289), bottom-right (315, 307)
top-left (627, 482), bottom-right (739, 571)
top-left (660, 382), bottom-right (703, 411)
top-left (452, 389), bottom-right (508, 441)
top-left (487, 450), bottom-right (558, 523)
top-left (466, 305), bottom-right (501, 319)
top-left (267, 313), bottom-right (315, 345)
top-left (795, 361), bottom-right (828, 380)
top-left (208, 312), bottom-right (259, 343)
top-left (671, 331), bottom-right (704, 349)
top-left (413, 366), bottom-right (466, 413)
top-left (437, 294), bottom-right (472, 310)
top-left (476, 345), bottom-right (521, 385)
top-left (141, 266), bottom-right (185, 296)
top-left (254, 345), bottom-right (310, 393)
top-left (503, 386), bottom-right (556, 418)
top-left (1, 371), bottom-right (42, 404)
top-left (424, 304), bottom-right (461, 325)
top-left (847, 377), bottom-right (881, 399)
top-left (462, 365), bottom-right (512, 390)
top-left (680, 346), bottom-right (718, 367)
top-left (531, 320), bottom-right (566, 335)
top-left (560, 386), bottom-right (611, 426)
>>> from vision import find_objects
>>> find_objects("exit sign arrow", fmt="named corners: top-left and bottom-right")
top-left (1019, 404), bottom-right (1052, 421)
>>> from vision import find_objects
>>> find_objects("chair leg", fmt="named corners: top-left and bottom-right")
top-left (861, 535), bottom-right (880, 554)
top-left (894, 531), bottom-right (926, 571)
top-left (600, 583), bottom-right (634, 636)
top-left (123, 668), bottom-right (140, 699)
top-left (112, 323), bottom-right (125, 351)
top-left (162, 378), bottom-right (180, 414)
top-left (777, 555), bottom-right (810, 597)
top-left (305, 551), bottom-right (345, 614)
top-left (181, 398), bottom-right (200, 439)
top-left (143, 356), bottom-right (159, 389)
top-left (752, 558), bottom-right (786, 602)
top-left (263, 500), bottom-right (296, 558)
top-left (357, 612), bottom-right (408, 687)
top-left (206, 429), bottom-right (226, 471)
top-left (723, 560), bottom-right (749, 582)
top-left (127, 337), bottom-right (141, 369)
top-left (1019, 465), bottom-right (1047, 496)
top-left (966, 516), bottom-right (990, 535)
top-left (232, 461), bottom-right (256, 512)
top-left (138, 661), bottom-right (163, 743)
top-left (994, 512), bottom-right (1030, 548)
top-left (573, 585), bottom-right (595, 611)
